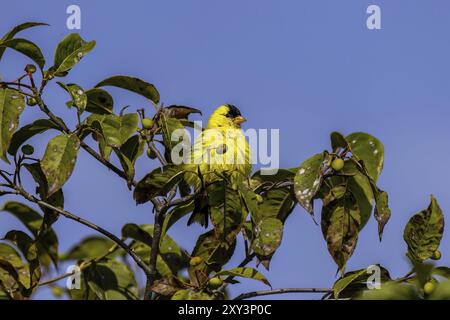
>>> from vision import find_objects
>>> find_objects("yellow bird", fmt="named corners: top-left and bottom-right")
top-left (184, 104), bottom-right (252, 226)
top-left (184, 104), bottom-right (252, 188)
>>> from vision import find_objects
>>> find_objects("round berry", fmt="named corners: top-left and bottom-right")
top-left (24, 64), bottom-right (37, 74)
top-left (255, 194), bottom-right (264, 204)
top-left (26, 97), bottom-right (38, 106)
top-left (423, 281), bottom-right (436, 295)
top-left (142, 118), bottom-right (154, 130)
top-left (208, 277), bottom-right (223, 289)
top-left (21, 144), bottom-right (34, 155)
top-left (331, 158), bottom-right (345, 171)
top-left (189, 256), bottom-right (203, 267)
top-left (431, 250), bottom-right (442, 260)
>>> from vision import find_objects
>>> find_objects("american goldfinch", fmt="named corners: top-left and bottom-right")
top-left (184, 104), bottom-right (252, 188)
top-left (184, 104), bottom-right (252, 226)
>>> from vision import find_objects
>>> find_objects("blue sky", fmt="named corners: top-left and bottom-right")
top-left (1, 0), bottom-right (450, 299)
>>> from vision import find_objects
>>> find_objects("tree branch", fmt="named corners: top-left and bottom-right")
top-left (38, 243), bottom-right (119, 287)
top-left (16, 187), bottom-right (152, 276)
top-left (234, 287), bottom-right (332, 300)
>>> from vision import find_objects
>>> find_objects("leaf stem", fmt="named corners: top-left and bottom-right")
top-left (233, 287), bottom-right (332, 300)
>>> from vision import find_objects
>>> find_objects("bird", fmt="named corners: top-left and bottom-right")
top-left (183, 104), bottom-right (252, 226)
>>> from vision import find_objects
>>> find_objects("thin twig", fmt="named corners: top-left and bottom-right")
top-left (233, 287), bottom-right (332, 300)
top-left (16, 187), bottom-right (151, 276)
top-left (38, 243), bottom-right (120, 287)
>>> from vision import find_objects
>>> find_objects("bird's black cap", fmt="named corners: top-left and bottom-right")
top-left (225, 104), bottom-right (242, 118)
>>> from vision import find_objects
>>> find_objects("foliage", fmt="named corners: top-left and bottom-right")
top-left (0, 22), bottom-right (447, 301)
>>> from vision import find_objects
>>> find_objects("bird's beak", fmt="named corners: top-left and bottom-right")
top-left (233, 116), bottom-right (246, 125)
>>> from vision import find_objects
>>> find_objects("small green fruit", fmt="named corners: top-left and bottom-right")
top-left (331, 158), bottom-right (345, 171)
top-left (142, 118), bottom-right (154, 130)
top-left (26, 97), bottom-right (38, 106)
top-left (189, 256), bottom-right (203, 267)
top-left (21, 144), bottom-right (34, 155)
top-left (208, 277), bottom-right (223, 289)
top-left (431, 250), bottom-right (442, 260)
top-left (255, 194), bottom-right (264, 204)
top-left (231, 183), bottom-right (238, 191)
top-left (24, 64), bottom-right (37, 74)
top-left (147, 147), bottom-right (157, 159)
top-left (51, 286), bottom-right (64, 298)
top-left (423, 281), bottom-right (435, 295)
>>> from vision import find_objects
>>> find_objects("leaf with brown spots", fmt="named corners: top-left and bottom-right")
top-left (321, 196), bottom-right (360, 274)
top-left (403, 195), bottom-right (444, 263)
top-left (0, 88), bottom-right (25, 163)
top-left (41, 134), bottom-right (80, 197)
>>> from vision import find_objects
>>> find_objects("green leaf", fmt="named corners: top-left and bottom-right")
top-left (250, 168), bottom-right (297, 192)
top-left (330, 131), bottom-right (349, 152)
top-left (403, 196), bottom-right (445, 263)
top-left (1, 201), bottom-right (59, 267)
top-left (56, 82), bottom-right (87, 112)
top-left (374, 190), bottom-right (391, 241)
top-left (294, 152), bottom-right (326, 214)
top-left (162, 200), bottom-right (195, 237)
top-left (251, 218), bottom-right (283, 259)
top-left (0, 88), bottom-right (25, 163)
top-left (72, 259), bottom-right (139, 300)
top-left (347, 173), bottom-right (373, 229)
top-left (133, 165), bottom-right (185, 205)
top-left (41, 133), bottom-right (80, 197)
top-left (191, 230), bottom-right (236, 274)
top-left (0, 243), bottom-right (27, 298)
top-left (357, 282), bottom-right (418, 300)
top-left (95, 75), bottom-right (160, 104)
top-left (217, 267), bottom-right (271, 287)
top-left (114, 135), bottom-right (144, 185)
top-left (122, 224), bottom-right (188, 276)
top-left (1, 38), bottom-right (45, 69)
top-left (209, 183), bottom-right (245, 242)
top-left (62, 236), bottom-right (116, 261)
top-left (8, 119), bottom-right (59, 156)
top-left (159, 114), bottom-right (186, 152)
top-left (332, 269), bottom-right (366, 298)
top-left (85, 88), bottom-right (113, 114)
top-left (23, 163), bottom-right (64, 237)
top-left (171, 289), bottom-right (213, 300)
top-left (321, 196), bottom-right (360, 274)
top-left (258, 188), bottom-right (296, 222)
top-left (3, 230), bottom-right (41, 289)
top-left (0, 22), bottom-right (48, 60)
top-left (332, 265), bottom-right (391, 299)
top-left (53, 33), bottom-right (95, 75)
top-left (346, 132), bottom-right (384, 182)
top-left (86, 113), bottom-right (138, 159)
top-left (163, 105), bottom-right (202, 119)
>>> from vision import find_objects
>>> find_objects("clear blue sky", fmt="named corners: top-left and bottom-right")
top-left (1, 0), bottom-right (450, 299)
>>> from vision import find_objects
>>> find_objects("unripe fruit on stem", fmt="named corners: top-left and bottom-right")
top-left (255, 194), bottom-right (264, 204)
top-left (142, 118), bottom-right (154, 130)
top-left (423, 281), bottom-right (435, 295)
top-left (431, 250), bottom-right (442, 260)
top-left (331, 158), bottom-right (345, 171)
top-left (51, 286), bottom-right (64, 298)
top-left (147, 147), bottom-right (157, 159)
top-left (26, 97), bottom-right (38, 106)
top-left (189, 256), bottom-right (203, 267)
top-left (21, 144), bottom-right (34, 155)
top-left (208, 277), bottom-right (223, 289)
top-left (24, 64), bottom-right (36, 74)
